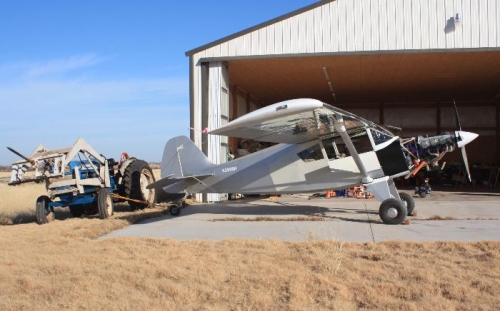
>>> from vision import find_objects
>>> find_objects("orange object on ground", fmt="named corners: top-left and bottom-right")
top-left (411, 160), bottom-right (427, 177)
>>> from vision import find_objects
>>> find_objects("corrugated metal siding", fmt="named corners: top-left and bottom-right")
top-left (206, 62), bottom-right (229, 202)
top-left (193, 0), bottom-right (499, 60)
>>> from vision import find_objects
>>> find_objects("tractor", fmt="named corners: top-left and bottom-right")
top-left (8, 137), bottom-right (156, 224)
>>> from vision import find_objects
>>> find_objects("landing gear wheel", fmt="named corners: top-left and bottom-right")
top-left (36, 195), bottom-right (54, 225)
top-left (379, 198), bottom-right (408, 225)
top-left (419, 192), bottom-right (427, 198)
top-left (169, 204), bottom-right (182, 216)
top-left (97, 188), bottom-right (114, 219)
top-left (122, 160), bottom-right (156, 210)
top-left (398, 192), bottom-right (415, 216)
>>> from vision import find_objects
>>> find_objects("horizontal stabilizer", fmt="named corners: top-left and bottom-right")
top-left (147, 174), bottom-right (212, 190)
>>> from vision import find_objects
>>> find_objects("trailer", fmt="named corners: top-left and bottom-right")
top-left (8, 137), bottom-right (156, 224)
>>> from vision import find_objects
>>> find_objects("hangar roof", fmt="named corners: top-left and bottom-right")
top-left (187, 0), bottom-right (500, 104)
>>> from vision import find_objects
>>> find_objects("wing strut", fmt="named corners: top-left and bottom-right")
top-left (333, 115), bottom-right (373, 184)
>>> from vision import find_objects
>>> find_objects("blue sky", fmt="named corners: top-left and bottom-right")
top-left (0, 0), bottom-right (317, 164)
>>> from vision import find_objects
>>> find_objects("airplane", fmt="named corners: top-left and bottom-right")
top-left (148, 98), bottom-right (478, 224)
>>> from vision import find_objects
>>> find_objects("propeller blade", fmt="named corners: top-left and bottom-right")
top-left (453, 100), bottom-right (462, 131)
top-left (461, 147), bottom-right (471, 182)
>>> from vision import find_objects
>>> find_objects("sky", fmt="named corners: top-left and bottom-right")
top-left (0, 0), bottom-right (317, 165)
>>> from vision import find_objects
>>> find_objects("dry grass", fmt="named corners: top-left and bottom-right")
top-left (0, 182), bottom-right (46, 225)
top-left (0, 221), bottom-right (499, 310)
top-left (1, 180), bottom-right (500, 310)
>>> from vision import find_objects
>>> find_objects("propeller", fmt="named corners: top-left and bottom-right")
top-left (453, 100), bottom-right (478, 182)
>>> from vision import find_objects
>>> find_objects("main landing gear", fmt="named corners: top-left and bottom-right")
top-left (365, 177), bottom-right (416, 225)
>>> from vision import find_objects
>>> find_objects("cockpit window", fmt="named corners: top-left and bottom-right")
top-left (371, 128), bottom-right (393, 145)
top-left (297, 144), bottom-right (323, 162)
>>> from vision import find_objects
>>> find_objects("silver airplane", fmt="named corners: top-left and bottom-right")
top-left (149, 98), bottom-right (478, 224)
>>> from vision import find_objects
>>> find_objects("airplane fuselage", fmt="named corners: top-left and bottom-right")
top-left (184, 137), bottom-right (405, 194)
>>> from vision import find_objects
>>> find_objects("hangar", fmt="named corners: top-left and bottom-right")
top-left (186, 0), bottom-right (500, 201)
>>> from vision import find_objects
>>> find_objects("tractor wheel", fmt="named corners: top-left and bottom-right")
top-left (122, 160), bottom-right (156, 210)
top-left (97, 188), bottom-right (114, 219)
top-left (36, 195), bottom-right (54, 225)
top-left (379, 198), bottom-right (407, 225)
top-left (398, 192), bottom-right (415, 216)
top-left (69, 205), bottom-right (84, 218)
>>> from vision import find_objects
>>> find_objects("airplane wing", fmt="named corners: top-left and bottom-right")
top-left (210, 98), bottom-right (376, 144)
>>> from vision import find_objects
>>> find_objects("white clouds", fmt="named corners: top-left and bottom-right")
top-left (0, 54), bottom-right (105, 82)
top-left (0, 54), bottom-right (190, 164)
top-left (25, 54), bottom-right (105, 78)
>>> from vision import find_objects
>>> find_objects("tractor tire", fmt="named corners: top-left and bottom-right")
top-left (379, 198), bottom-right (407, 225)
top-left (36, 195), bottom-right (54, 225)
top-left (69, 205), bottom-right (85, 218)
top-left (97, 188), bottom-right (114, 219)
top-left (122, 160), bottom-right (156, 210)
top-left (398, 192), bottom-right (415, 216)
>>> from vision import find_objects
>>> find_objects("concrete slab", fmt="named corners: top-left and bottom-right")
top-left (101, 191), bottom-right (500, 242)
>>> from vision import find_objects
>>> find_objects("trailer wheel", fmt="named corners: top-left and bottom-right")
top-left (379, 198), bottom-right (407, 225)
top-left (398, 192), bottom-right (415, 216)
top-left (97, 188), bottom-right (114, 219)
top-left (36, 195), bottom-right (54, 225)
top-left (122, 160), bottom-right (156, 210)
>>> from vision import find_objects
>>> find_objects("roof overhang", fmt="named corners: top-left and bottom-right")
top-left (222, 49), bottom-right (500, 104)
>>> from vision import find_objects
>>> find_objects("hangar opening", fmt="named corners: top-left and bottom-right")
top-left (186, 0), bottom-right (500, 201)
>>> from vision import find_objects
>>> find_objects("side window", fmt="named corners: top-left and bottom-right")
top-left (297, 144), bottom-right (323, 162)
top-left (349, 130), bottom-right (373, 154)
top-left (322, 137), bottom-right (347, 159)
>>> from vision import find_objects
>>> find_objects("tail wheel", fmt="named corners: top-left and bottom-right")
top-left (379, 198), bottom-right (407, 225)
top-left (36, 195), bottom-right (54, 225)
top-left (122, 160), bottom-right (156, 210)
top-left (169, 203), bottom-right (182, 216)
top-left (97, 188), bottom-right (114, 219)
top-left (398, 192), bottom-right (415, 216)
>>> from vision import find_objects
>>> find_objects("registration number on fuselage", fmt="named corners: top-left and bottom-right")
top-left (222, 166), bottom-right (237, 173)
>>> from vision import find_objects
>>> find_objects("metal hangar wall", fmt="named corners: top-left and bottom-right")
top-left (186, 0), bottom-right (500, 201)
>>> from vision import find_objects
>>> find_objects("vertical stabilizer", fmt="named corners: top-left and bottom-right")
top-left (161, 136), bottom-right (215, 178)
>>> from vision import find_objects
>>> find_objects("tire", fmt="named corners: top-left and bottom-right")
top-left (97, 188), bottom-right (114, 219)
top-left (36, 195), bottom-right (54, 225)
top-left (379, 198), bottom-right (407, 225)
top-left (122, 160), bottom-right (156, 210)
top-left (69, 205), bottom-right (84, 217)
top-left (169, 205), bottom-right (181, 216)
top-left (398, 192), bottom-right (415, 216)
top-left (419, 192), bottom-right (427, 198)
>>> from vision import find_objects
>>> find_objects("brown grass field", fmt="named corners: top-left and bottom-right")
top-left (1, 179), bottom-right (499, 310)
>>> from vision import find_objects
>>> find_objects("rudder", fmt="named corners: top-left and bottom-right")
top-left (161, 136), bottom-right (215, 179)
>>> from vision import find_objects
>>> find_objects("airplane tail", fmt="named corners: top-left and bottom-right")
top-left (160, 135), bottom-right (215, 179)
